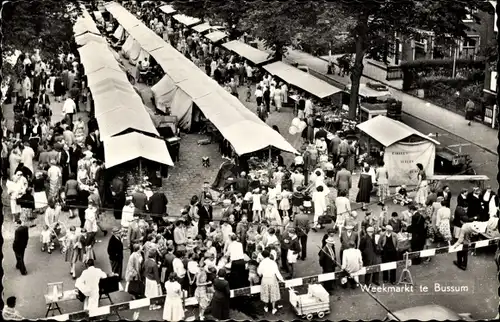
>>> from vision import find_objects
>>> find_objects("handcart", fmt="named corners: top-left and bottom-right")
top-left (289, 284), bottom-right (330, 320)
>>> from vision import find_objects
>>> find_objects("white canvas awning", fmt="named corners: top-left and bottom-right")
top-left (159, 4), bottom-right (176, 15)
top-left (263, 61), bottom-right (342, 99)
top-left (75, 33), bottom-right (106, 47)
top-left (356, 115), bottom-right (440, 147)
top-left (205, 30), bottom-right (228, 43)
top-left (222, 40), bottom-right (273, 65)
top-left (192, 22), bottom-right (211, 33)
top-left (96, 107), bottom-right (159, 140)
top-left (172, 14), bottom-right (201, 27)
top-left (73, 8), bottom-right (100, 36)
top-left (104, 132), bottom-right (174, 168)
top-left (77, 42), bottom-right (123, 74)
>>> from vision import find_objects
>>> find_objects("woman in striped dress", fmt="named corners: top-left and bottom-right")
top-left (375, 161), bottom-right (389, 205)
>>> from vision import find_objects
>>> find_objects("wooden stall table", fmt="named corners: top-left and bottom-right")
top-left (44, 289), bottom-right (78, 317)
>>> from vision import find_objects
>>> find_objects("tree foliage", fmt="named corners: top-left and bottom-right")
top-left (319, 0), bottom-right (493, 118)
top-left (1, 0), bottom-right (81, 61)
top-left (244, 1), bottom-right (322, 61)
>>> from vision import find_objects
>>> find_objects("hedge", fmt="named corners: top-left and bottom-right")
top-left (401, 58), bottom-right (486, 91)
top-left (415, 73), bottom-right (484, 90)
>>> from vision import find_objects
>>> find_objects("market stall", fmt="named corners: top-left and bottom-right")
top-left (73, 8), bottom-right (101, 37)
top-left (205, 30), bottom-right (228, 44)
top-left (159, 4), bottom-right (177, 15)
top-left (103, 132), bottom-right (174, 189)
top-left (191, 22), bottom-right (212, 34)
top-left (75, 33), bottom-right (106, 47)
top-left (222, 40), bottom-right (275, 66)
top-left (172, 14), bottom-right (202, 27)
top-left (356, 115), bottom-right (440, 186)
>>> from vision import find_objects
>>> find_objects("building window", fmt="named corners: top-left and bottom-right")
top-left (463, 7), bottom-right (477, 22)
top-left (461, 36), bottom-right (479, 59)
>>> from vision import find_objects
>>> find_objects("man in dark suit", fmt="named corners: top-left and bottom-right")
top-left (407, 204), bottom-right (426, 264)
top-left (107, 227), bottom-right (124, 279)
top-left (234, 171), bottom-right (249, 195)
top-left (198, 198), bottom-right (213, 236)
top-left (466, 187), bottom-right (482, 221)
top-left (328, 131), bottom-right (342, 163)
top-left (69, 142), bottom-right (82, 175)
top-left (339, 224), bottom-right (358, 264)
top-left (437, 185), bottom-right (452, 208)
top-left (38, 89), bottom-right (51, 108)
top-left (132, 187), bottom-right (148, 215)
top-left (148, 190), bottom-right (168, 224)
top-left (359, 226), bottom-right (379, 286)
top-left (111, 175), bottom-right (125, 220)
top-left (13, 220), bottom-right (29, 275)
top-left (294, 209), bottom-right (310, 260)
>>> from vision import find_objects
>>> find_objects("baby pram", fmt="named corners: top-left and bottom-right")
top-left (48, 221), bottom-right (68, 253)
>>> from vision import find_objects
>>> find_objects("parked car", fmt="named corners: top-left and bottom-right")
top-left (384, 305), bottom-right (473, 321)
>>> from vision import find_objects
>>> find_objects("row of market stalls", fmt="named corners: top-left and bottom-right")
top-left (105, 2), bottom-right (298, 157)
top-left (72, 7), bottom-right (174, 174)
top-left (149, 2), bottom-right (441, 184)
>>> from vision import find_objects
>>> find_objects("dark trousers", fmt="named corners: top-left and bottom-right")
top-left (457, 249), bottom-right (468, 269)
top-left (381, 252), bottom-right (397, 283)
top-left (364, 262), bottom-right (379, 285)
top-left (299, 235), bottom-right (308, 259)
top-left (281, 249), bottom-right (289, 273)
top-left (78, 208), bottom-right (86, 228)
top-left (14, 248), bottom-right (27, 274)
top-left (110, 258), bottom-right (123, 278)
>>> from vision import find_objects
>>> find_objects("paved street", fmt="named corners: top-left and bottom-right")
top-left (278, 47), bottom-right (499, 156)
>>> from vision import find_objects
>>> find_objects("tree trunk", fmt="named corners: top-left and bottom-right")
top-left (348, 15), bottom-right (369, 120)
top-left (274, 43), bottom-right (284, 61)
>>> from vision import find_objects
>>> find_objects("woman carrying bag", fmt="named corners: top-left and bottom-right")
top-left (125, 244), bottom-right (144, 299)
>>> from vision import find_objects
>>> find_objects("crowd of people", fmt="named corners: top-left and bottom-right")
top-left (4, 3), bottom-right (500, 321)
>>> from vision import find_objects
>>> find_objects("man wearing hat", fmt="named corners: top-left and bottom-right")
top-left (407, 204), bottom-right (426, 264)
top-left (378, 225), bottom-right (399, 284)
top-left (294, 208), bottom-right (310, 261)
top-left (340, 223), bottom-right (358, 265)
top-left (318, 235), bottom-right (337, 293)
top-left (127, 216), bottom-right (142, 253)
top-left (359, 226), bottom-right (380, 287)
top-left (107, 227), bottom-right (124, 279)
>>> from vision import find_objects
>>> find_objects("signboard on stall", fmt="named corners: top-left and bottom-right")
top-left (383, 141), bottom-right (436, 186)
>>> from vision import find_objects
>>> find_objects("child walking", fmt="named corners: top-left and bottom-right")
top-left (41, 225), bottom-right (52, 253)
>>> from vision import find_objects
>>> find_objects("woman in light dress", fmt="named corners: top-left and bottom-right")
top-left (63, 225), bottom-right (83, 278)
top-left (436, 200), bottom-right (452, 246)
top-left (194, 259), bottom-right (214, 320)
top-left (274, 86), bottom-right (282, 112)
top-left (8, 170), bottom-right (28, 221)
top-left (415, 163), bottom-right (428, 206)
top-left (334, 189), bottom-right (351, 235)
top-left (73, 118), bottom-right (86, 147)
top-left (375, 161), bottom-right (389, 205)
top-left (163, 273), bottom-right (185, 321)
top-left (47, 159), bottom-right (62, 201)
top-left (252, 188), bottom-right (262, 222)
top-left (9, 146), bottom-right (22, 179)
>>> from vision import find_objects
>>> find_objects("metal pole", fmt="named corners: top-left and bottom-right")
top-left (452, 41), bottom-right (457, 78)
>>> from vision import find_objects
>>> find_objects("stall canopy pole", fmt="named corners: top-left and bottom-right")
top-left (139, 158), bottom-right (143, 183)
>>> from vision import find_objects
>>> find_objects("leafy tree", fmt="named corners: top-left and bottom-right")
top-left (321, 0), bottom-right (493, 118)
top-left (172, 0), bottom-right (250, 40)
top-left (244, 1), bottom-right (322, 61)
top-left (1, 0), bottom-right (80, 61)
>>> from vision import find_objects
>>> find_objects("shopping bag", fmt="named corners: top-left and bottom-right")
top-left (127, 279), bottom-right (145, 297)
